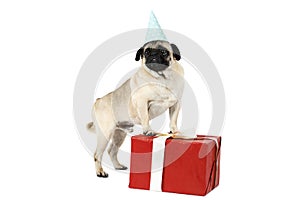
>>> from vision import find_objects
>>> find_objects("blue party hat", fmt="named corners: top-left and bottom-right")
top-left (145, 11), bottom-right (168, 42)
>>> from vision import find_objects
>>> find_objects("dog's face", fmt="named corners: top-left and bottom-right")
top-left (135, 40), bottom-right (181, 72)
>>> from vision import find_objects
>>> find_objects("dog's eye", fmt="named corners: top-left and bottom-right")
top-left (161, 50), bottom-right (168, 56)
top-left (144, 48), bottom-right (150, 56)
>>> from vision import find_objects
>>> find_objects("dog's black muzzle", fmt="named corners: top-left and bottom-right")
top-left (145, 49), bottom-right (170, 72)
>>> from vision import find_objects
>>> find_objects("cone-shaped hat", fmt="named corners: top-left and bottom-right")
top-left (145, 11), bottom-right (168, 42)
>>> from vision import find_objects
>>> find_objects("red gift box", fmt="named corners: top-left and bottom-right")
top-left (129, 135), bottom-right (221, 196)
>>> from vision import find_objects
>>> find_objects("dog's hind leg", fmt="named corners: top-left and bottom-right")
top-left (107, 128), bottom-right (127, 170)
top-left (94, 129), bottom-right (112, 178)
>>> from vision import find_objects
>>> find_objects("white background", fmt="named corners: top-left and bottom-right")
top-left (1, 0), bottom-right (300, 199)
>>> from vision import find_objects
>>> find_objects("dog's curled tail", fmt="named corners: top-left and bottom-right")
top-left (86, 122), bottom-right (96, 133)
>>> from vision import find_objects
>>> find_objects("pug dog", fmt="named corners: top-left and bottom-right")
top-left (87, 40), bottom-right (184, 178)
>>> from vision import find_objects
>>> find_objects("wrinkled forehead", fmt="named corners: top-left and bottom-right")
top-left (144, 41), bottom-right (172, 52)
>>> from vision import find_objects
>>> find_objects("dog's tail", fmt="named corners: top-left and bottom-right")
top-left (86, 122), bottom-right (96, 133)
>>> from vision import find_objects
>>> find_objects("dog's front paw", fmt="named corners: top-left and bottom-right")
top-left (169, 130), bottom-right (181, 134)
top-left (143, 130), bottom-right (157, 136)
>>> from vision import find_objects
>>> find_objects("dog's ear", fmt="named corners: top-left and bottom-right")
top-left (171, 44), bottom-right (181, 61)
top-left (135, 47), bottom-right (144, 61)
